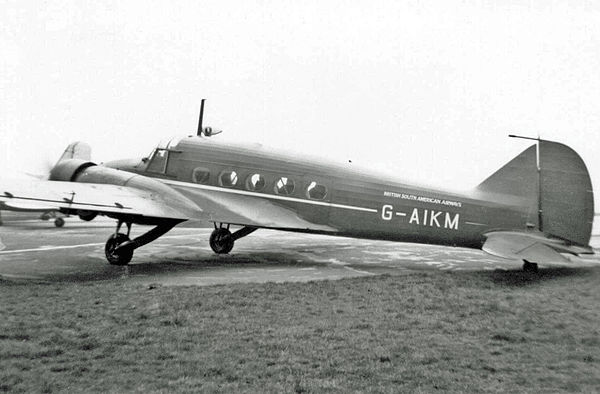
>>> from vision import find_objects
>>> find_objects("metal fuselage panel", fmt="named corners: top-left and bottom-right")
top-left (110, 138), bottom-right (531, 250)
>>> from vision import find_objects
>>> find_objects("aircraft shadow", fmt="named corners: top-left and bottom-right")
top-left (480, 266), bottom-right (597, 287)
top-left (132, 251), bottom-right (320, 273)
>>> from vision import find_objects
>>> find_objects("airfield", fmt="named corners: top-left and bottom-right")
top-left (2, 215), bottom-right (599, 285)
top-left (2, 214), bottom-right (600, 392)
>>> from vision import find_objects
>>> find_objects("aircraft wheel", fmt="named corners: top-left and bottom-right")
top-left (522, 260), bottom-right (538, 273)
top-left (54, 217), bottom-right (65, 227)
top-left (105, 233), bottom-right (133, 265)
top-left (209, 228), bottom-right (234, 254)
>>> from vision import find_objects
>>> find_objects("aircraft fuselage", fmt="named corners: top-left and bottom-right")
top-left (106, 137), bottom-right (532, 251)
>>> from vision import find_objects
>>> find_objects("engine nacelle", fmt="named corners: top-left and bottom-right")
top-left (75, 164), bottom-right (197, 211)
top-left (49, 159), bottom-right (199, 224)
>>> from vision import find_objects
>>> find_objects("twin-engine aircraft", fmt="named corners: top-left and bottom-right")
top-left (0, 101), bottom-right (594, 271)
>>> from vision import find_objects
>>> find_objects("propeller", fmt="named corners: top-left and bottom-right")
top-left (23, 155), bottom-right (54, 180)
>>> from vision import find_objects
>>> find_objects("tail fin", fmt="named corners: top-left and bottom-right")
top-left (477, 141), bottom-right (594, 247)
top-left (55, 141), bottom-right (91, 164)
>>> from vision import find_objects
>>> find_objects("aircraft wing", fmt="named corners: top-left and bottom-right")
top-left (171, 185), bottom-right (337, 232)
top-left (482, 231), bottom-right (593, 263)
top-left (0, 178), bottom-right (201, 221)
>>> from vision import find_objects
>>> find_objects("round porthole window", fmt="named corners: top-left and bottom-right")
top-left (246, 173), bottom-right (266, 191)
top-left (307, 181), bottom-right (327, 200)
top-left (274, 177), bottom-right (295, 195)
top-left (192, 167), bottom-right (210, 184)
top-left (219, 170), bottom-right (238, 187)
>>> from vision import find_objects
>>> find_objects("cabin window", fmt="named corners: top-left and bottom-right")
top-left (307, 181), bottom-right (327, 200)
top-left (246, 173), bottom-right (266, 191)
top-left (275, 177), bottom-right (295, 195)
top-left (219, 170), bottom-right (238, 187)
top-left (192, 167), bottom-right (210, 184)
top-left (146, 149), bottom-right (168, 173)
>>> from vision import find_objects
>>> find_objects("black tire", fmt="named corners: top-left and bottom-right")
top-left (105, 233), bottom-right (133, 265)
top-left (209, 228), bottom-right (234, 254)
top-left (54, 217), bottom-right (65, 228)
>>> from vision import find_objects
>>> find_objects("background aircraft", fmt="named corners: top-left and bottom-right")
top-left (0, 209), bottom-right (67, 227)
top-left (0, 102), bottom-right (594, 272)
top-left (0, 144), bottom-right (98, 228)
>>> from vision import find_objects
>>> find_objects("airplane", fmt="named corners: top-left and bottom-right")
top-left (0, 209), bottom-right (68, 227)
top-left (0, 100), bottom-right (594, 272)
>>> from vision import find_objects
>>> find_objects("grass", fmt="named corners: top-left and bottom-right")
top-left (1, 267), bottom-right (599, 393)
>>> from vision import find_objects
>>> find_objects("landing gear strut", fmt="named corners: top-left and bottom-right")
top-left (104, 219), bottom-right (181, 265)
top-left (209, 224), bottom-right (257, 254)
top-left (522, 259), bottom-right (539, 273)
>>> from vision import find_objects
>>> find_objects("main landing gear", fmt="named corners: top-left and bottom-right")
top-left (105, 232), bottom-right (133, 265)
top-left (104, 219), bottom-right (180, 265)
top-left (209, 223), bottom-right (257, 254)
top-left (522, 259), bottom-right (539, 273)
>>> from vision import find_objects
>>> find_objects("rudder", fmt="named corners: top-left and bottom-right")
top-left (539, 141), bottom-right (594, 246)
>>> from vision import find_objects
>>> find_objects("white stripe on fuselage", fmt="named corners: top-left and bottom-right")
top-left (161, 179), bottom-right (379, 213)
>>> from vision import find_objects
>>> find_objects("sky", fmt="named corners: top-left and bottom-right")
top-left (1, 0), bottom-right (599, 208)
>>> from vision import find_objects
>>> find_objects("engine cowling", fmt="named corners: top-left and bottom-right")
top-left (50, 158), bottom-right (147, 190)
top-left (49, 159), bottom-right (97, 182)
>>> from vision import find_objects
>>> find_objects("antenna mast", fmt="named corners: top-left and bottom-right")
top-left (197, 99), bottom-right (206, 136)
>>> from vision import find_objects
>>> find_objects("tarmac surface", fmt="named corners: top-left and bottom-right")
top-left (1, 216), bottom-right (599, 286)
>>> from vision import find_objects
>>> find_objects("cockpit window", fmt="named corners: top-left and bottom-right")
top-left (275, 177), bottom-right (295, 195)
top-left (307, 181), bottom-right (327, 200)
top-left (219, 170), bottom-right (238, 187)
top-left (246, 173), bottom-right (266, 191)
top-left (192, 167), bottom-right (210, 184)
top-left (146, 149), bottom-right (168, 173)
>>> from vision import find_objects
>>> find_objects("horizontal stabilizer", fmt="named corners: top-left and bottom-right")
top-left (482, 231), bottom-right (576, 263)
